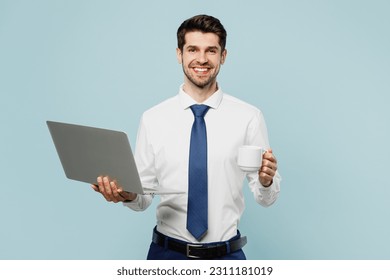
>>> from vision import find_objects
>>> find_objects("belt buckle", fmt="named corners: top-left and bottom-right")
top-left (186, 243), bottom-right (203, 259)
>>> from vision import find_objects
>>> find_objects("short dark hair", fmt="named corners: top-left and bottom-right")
top-left (177, 14), bottom-right (227, 52)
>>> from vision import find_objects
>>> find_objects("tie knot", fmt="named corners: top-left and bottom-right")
top-left (190, 105), bottom-right (210, 118)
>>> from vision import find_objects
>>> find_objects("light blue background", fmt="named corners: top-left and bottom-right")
top-left (1, 0), bottom-right (389, 259)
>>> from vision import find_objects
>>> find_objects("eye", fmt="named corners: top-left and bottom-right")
top-left (188, 48), bottom-right (196, 53)
top-left (208, 49), bottom-right (217, 54)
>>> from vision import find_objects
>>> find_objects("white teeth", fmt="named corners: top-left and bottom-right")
top-left (195, 68), bottom-right (208, 72)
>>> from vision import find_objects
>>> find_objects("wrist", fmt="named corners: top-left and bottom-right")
top-left (120, 192), bottom-right (137, 202)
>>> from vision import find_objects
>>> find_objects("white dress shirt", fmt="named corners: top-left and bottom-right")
top-left (124, 85), bottom-right (281, 243)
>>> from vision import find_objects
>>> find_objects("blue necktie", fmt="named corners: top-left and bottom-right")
top-left (187, 104), bottom-right (210, 240)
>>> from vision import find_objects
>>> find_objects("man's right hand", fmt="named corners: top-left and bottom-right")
top-left (91, 176), bottom-right (137, 203)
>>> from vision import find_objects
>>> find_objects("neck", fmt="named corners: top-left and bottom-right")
top-left (182, 80), bottom-right (218, 103)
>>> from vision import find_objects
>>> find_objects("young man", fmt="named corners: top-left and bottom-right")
top-left (92, 15), bottom-right (281, 260)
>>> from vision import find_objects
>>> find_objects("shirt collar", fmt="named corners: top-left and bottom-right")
top-left (179, 84), bottom-right (223, 110)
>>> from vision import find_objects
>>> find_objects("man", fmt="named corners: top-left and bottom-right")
top-left (92, 14), bottom-right (281, 260)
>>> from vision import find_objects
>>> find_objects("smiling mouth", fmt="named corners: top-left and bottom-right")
top-left (193, 67), bottom-right (210, 74)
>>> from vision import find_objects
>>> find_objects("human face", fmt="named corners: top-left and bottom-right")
top-left (176, 31), bottom-right (227, 90)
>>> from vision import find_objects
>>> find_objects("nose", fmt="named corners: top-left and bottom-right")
top-left (196, 51), bottom-right (208, 64)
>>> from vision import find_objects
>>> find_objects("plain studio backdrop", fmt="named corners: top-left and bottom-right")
top-left (1, 0), bottom-right (389, 259)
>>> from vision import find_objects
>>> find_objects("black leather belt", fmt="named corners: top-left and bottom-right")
top-left (152, 229), bottom-right (247, 259)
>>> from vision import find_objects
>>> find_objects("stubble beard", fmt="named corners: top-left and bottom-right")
top-left (182, 63), bottom-right (220, 89)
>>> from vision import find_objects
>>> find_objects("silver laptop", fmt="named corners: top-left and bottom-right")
top-left (47, 121), bottom-right (182, 195)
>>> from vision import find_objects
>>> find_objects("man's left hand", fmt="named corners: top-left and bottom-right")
top-left (259, 149), bottom-right (278, 187)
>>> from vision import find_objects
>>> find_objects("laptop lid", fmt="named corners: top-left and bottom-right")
top-left (47, 121), bottom-right (182, 195)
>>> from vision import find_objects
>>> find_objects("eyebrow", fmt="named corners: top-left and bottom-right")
top-left (186, 45), bottom-right (220, 51)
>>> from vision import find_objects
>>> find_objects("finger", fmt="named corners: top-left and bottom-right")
top-left (263, 151), bottom-right (277, 163)
top-left (259, 171), bottom-right (273, 187)
top-left (103, 176), bottom-right (113, 196)
top-left (262, 160), bottom-right (277, 172)
top-left (260, 165), bottom-right (276, 177)
top-left (110, 181), bottom-right (123, 202)
top-left (259, 164), bottom-right (275, 180)
top-left (97, 176), bottom-right (105, 193)
top-left (117, 191), bottom-right (127, 200)
top-left (91, 184), bottom-right (99, 192)
top-left (96, 176), bottom-right (117, 202)
top-left (117, 188), bottom-right (138, 201)
top-left (98, 176), bottom-right (112, 201)
top-left (261, 152), bottom-right (277, 167)
top-left (112, 181), bottom-right (138, 202)
top-left (106, 178), bottom-right (126, 203)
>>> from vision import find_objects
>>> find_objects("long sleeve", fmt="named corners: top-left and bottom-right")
top-left (123, 114), bottom-right (155, 211)
top-left (246, 110), bottom-right (281, 207)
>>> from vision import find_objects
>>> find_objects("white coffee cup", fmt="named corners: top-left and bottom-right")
top-left (237, 145), bottom-right (266, 172)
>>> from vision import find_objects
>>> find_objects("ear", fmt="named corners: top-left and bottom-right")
top-left (176, 48), bottom-right (183, 64)
top-left (220, 49), bottom-right (227, 65)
